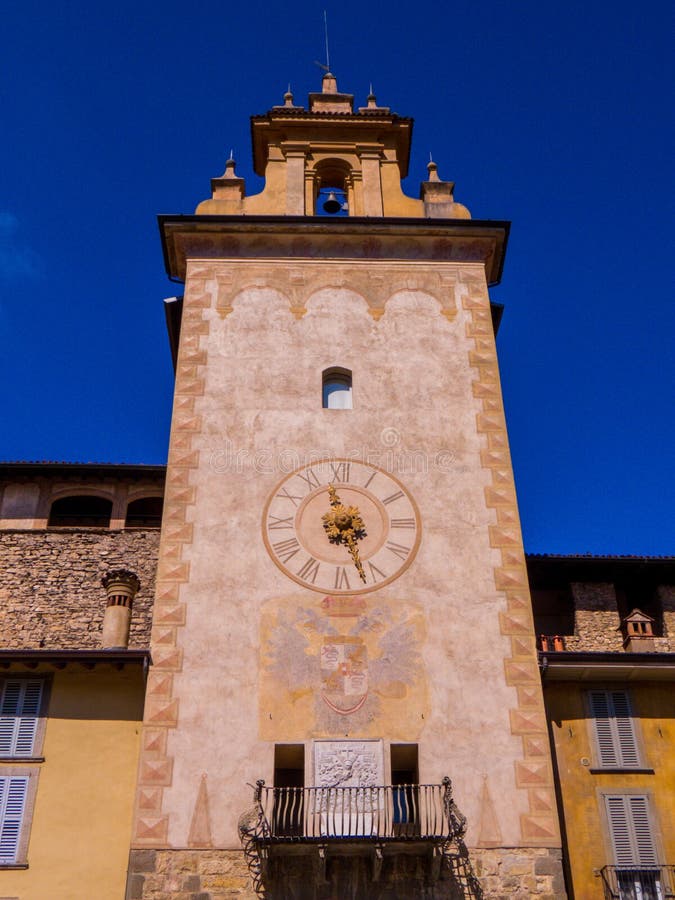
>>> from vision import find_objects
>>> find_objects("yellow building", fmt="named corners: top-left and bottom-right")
top-left (529, 554), bottom-right (675, 899)
top-left (0, 463), bottom-right (163, 900)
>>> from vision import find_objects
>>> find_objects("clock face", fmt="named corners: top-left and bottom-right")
top-left (263, 459), bottom-right (421, 594)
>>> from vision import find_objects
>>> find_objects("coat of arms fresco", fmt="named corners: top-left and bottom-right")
top-left (259, 594), bottom-right (427, 740)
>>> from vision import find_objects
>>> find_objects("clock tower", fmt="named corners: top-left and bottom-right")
top-left (128, 74), bottom-right (566, 898)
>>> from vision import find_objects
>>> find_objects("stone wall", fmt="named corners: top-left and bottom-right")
top-left (658, 585), bottom-right (675, 645)
top-left (0, 529), bottom-right (159, 649)
top-left (126, 847), bottom-right (566, 899)
top-left (555, 581), bottom-right (675, 653)
top-left (565, 582), bottom-right (623, 652)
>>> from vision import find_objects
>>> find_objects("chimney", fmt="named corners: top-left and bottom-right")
top-left (621, 608), bottom-right (656, 653)
top-left (101, 569), bottom-right (141, 649)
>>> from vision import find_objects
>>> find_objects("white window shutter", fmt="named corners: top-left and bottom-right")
top-left (589, 690), bottom-right (619, 767)
top-left (0, 776), bottom-right (28, 863)
top-left (0, 680), bottom-right (43, 757)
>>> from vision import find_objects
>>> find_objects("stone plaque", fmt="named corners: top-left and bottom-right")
top-left (312, 741), bottom-right (385, 836)
top-left (313, 740), bottom-right (384, 788)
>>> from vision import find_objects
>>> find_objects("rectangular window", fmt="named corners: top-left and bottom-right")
top-left (273, 744), bottom-right (304, 838)
top-left (391, 744), bottom-right (419, 836)
top-left (0, 776), bottom-right (28, 864)
top-left (605, 794), bottom-right (658, 867)
top-left (589, 689), bottom-right (640, 768)
top-left (0, 680), bottom-right (44, 758)
top-left (604, 794), bottom-right (663, 900)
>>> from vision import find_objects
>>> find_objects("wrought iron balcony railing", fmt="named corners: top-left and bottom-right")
top-left (600, 865), bottom-right (675, 900)
top-left (240, 777), bottom-right (466, 845)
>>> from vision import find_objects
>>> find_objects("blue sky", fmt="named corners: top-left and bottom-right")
top-left (1, 1), bottom-right (673, 554)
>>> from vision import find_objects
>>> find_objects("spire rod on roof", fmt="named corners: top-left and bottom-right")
top-left (324, 9), bottom-right (331, 73)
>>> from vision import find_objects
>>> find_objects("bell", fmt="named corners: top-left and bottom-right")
top-left (322, 191), bottom-right (342, 214)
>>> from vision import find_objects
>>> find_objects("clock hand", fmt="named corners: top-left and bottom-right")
top-left (322, 485), bottom-right (367, 583)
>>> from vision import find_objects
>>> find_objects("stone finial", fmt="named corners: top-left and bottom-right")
top-left (427, 157), bottom-right (440, 182)
top-left (358, 85), bottom-right (391, 114)
top-left (310, 73), bottom-right (353, 113)
top-left (420, 159), bottom-right (471, 219)
top-left (322, 72), bottom-right (338, 93)
top-left (208, 153), bottom-right (246, 206)
top-left (224, 151), bottom-right (237, 176)
top-left (621, 608), bottom-right (656, 652)
top-left (101, 569), bottom-right (140, 649)
top-left (283, 85), bottom-right (294, 108)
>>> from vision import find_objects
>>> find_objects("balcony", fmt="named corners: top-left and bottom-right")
top-left (239, 777), bottom-right (468, 888)
top-left (600, 865), bottom-right (675, 900)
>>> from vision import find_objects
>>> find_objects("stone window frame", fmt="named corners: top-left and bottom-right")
top-left (0, 764), bottom-right (41, 867)
top-left (585, 686), bottom-right (651, 773)
top-left (0, 676), bottom-right (52, 763)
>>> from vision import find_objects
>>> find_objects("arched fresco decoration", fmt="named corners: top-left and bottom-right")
top-left (215, 275), bottom-right (293, 320)
top-left (382, 288), bottom-right (455, 324)
top-left (303, 286), bottom-right (370, 319)
top-left (202, 260), bottom-right (459, 323)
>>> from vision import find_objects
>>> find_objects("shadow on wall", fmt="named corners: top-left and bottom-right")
top-left (258, 846), bottom-right (484, 900)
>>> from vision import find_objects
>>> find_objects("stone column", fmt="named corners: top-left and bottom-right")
top-left (282, 146), bottom-right (307, 214)
top-left (101, 569), bottom-right (140, 649)
top-left (358, 149), bottom-right (384, 216)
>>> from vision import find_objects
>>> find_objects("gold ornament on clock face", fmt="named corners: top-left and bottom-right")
top-left (263, 459), bottom-right (421, 594)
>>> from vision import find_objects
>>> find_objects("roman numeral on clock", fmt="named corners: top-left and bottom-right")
top-left (276, 487), bottom-right (303, 506)
top-left (382, 490), bottom-right (404, 506)
top-left (273, 538), bottom-right (301, 563)
top-left (368, 561), bottom-right (387, 583)
top-left (297, 556), bottom-right (320, 584)
top-left (334, 567), bottom-right (350, 590)
top-left (329, 461), bottom-right (350, 483)
top-left (386, 541), bottom-right (411, 561)
top-left (267, 515), bottom-right (294, 530)
top-left (296, 468), bottom-right (321, 491)
top-left (390, 517), bottom-right (415, 529)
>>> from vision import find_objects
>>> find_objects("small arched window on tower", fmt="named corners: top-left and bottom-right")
top-left (322, 367), bottom-right (353, 409)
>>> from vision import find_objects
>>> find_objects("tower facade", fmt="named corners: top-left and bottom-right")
top-left (128, 75), bottom-right (566, 898)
